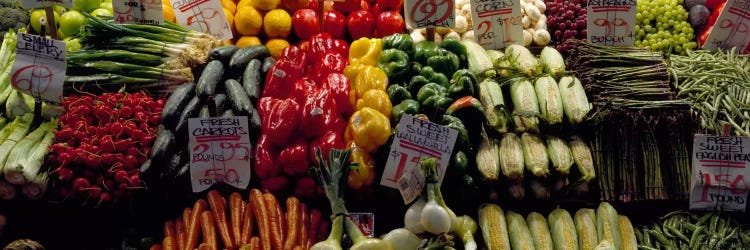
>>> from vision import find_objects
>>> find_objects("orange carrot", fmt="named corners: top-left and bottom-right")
top-left (230, 192), bottom-right (244, 247)
top-left (240, 197), bottom-right (255, 245)
top-left (150, 244), bottom-right (163, 250)
top-left (207, 190), bottom-right (235, 250)
top-left (282, 197), bottom-right (300, 250)
top-left (186, 199), bottom-right (207, 250)
top-left (183, 208), bottom-right (192, 232)
top-left (164, 221), bottom-right (176, 238)
top-left (263, 192), bottom-right (284, 250)
top-left (163, 236), bottom-right (177, 250)
top-left (250, 236), bottom-right (261, 250)
top-left (176, 216), bottom-right (187, 250)
top-left (201, 211), bottom-right (218, 250)
top-left (198, 243), bottom-right (212, 250)
top-left (297, 203), bottom-right (308, 250)
top-left (250, 189), bottom-right (271, 250)
top-left (293, 246), bottom-right (303, 250)
top-left (306, 209), bottom-right (321, 249)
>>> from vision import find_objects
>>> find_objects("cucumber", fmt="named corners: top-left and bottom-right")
top-left (196, 60), bottom-right (225, 98)
top-left (138, 159), bottom-right (154, 185)
top-left (208, 45), bottom-right (239, 63)
top-left (243, 59), bottom-right (262, 104)
top-left (250, 105), bottom-right (261, 132)
top-left (221, 109), bottom-right (235, 117)
top-left (262, 56), bottom-right (276, 73)
top-left (199, 105), bottom-right (210, 118)
top-left (150, 125), bottom-right (174, 162)
top-left (229, 45), bottom-right (270, 70)
top-left (164, 149), bottom-right (187, 178)
top-left (214, 94), bottom-right (228, 114)
top-left (174, 96), bottom-right (202, 137)
top-left (161, 82), bottom-right (195, 129)
top-left (225, 79), bottom-right (253, 115)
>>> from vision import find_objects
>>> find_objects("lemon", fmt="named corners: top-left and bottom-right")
top-left (263, 9), bottom-right (291, 38)
top-left (162, 4), bottom-right (176, 23)
top-left (266, 39), bottom-right (290, 59)
top-left (251, 0), bottom-right (279, 11)
top-left (236, 36), bottom-right (262, 47)
top-left (221, 0), bottom-right (236, 15)
top-left (235, 6), bottom-right (263, 36)
top-left (223, 8), bottom-right (236, 35)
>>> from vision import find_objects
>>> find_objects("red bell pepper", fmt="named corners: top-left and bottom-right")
top-left (279, 138), bottom-right (310, 176)
top-left (333, 0), bottom-right (361, 13)
top-left (699, 2), bottom-right (727, 47)
top-left (313, 52), bottom-right (348, 82)
top-left (260, 97), bottom-right (301, 146)
top-left (254, 134), bottom-right (281, 179)
top-left (300, 89), bottom-right (341, 138)
top-left (308, 33), bottom-right (340, 64)
top-left (290, 77), bottom-right (319, 105)
top-left (280, 45), bottom-right (308, 66)
top-left (323, 73), bottom-right (353, 116)
top-left (333, 39), bottom-right (349, 57)
top-left (309, 130), bottom-right (346, 164)
top-left (264, 59), bottom-right (305, 99)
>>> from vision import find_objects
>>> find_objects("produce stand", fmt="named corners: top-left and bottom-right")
top-left (1, 0), bottom-right (750, 249)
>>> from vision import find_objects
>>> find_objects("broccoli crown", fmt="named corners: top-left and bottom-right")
top-left (0, 0), bottom-right (18, 8)
top-left (0, 7), bottom-right (29, 31)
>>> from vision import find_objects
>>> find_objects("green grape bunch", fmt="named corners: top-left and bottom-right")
top-left (635, 0), bottom-right (698, 55)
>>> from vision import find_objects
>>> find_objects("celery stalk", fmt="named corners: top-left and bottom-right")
top-left (0, 114), bottom-right (34, 171)
top-left (4, 120), bottom-right (56, 184)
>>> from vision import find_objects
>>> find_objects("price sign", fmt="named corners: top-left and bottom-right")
top-left (380, 114), bottom-right (458, 203)
top-left (349, 213), bottom-right (375, 238)
top-left (21, 0), bottom-right (73, 9)
top-left (702, 0), bottom-right (750, 53)
top-left (690, 134), bottom-right (750, 211)
top-left (397, 163), bottom-right (426, 204)
top-left (188, 116), bottom-right (252, 192)
top-left (470, 0), bottom-right (523, 49)
top-left (404, 0), bottom-right (456, 28)
top-left (10, 33), bottom-right (66, 104)
top-left (586, 0), bottom-right (636, 46)
top-left (171, 0), bottom-right (233, 40)
top-left (114, 0), bottom-right (164, 25)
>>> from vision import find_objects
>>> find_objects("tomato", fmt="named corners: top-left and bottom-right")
top-left (324, 10), bottom-right (347, 38)
top-left (346, 10), bottom-right (375, 40)
top-left (292, 9), bottom-right (320, 39)
top-left (376, 11), bottom-right (404, 37)
top-left (376, 0), bottom-right (403, 11)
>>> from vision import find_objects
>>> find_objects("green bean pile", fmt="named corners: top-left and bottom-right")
top-left (636, 211), bottom-right (750, 249)
top-left (669, 48), bottom-right (750, 136)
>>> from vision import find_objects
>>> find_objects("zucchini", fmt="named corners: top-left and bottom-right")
top-left (250, 105), bottom-right (261, 133)
top-left (243, 59), bottom-right (262, 104)
top-left (150, 125), bottom-right (174, 162)
top-left (199, 105), bottom-right (210, 118)
top-left (196, 60), bottom-right (225, 98)
top-left (462, 40), bottom-right (494, 78)
top-left (214, 94), bottom-right (228, 114)
top-left (174, 96), bottom-right (202, 138)
top-left (229, 45), bottom-right (271, 70)
top-left (161, 82), bottom-right (195, 129)
top-left (163, 149), bottom-right (187, 178)
top-left (262, 56), bottom-right (275, 74)
top-left (208, 45), bottom-right (239, 63)
top-left (225, 79), bottom-right (253, 115)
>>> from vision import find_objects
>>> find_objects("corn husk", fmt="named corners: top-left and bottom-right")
top-left (500, 133), bottom-right (525, 180)
top-left (558, 76), bottom-right (591, 124)
top-left (574, 208), bottom-right (599, 250)
top-left (511, 79), bottom-right (540, 132)
top-left (546, 135), bottom-right (574, 174)
top-left (521, 132), bottom-right (549, 177)
top-left (570, 136), bottom-right (596, 181)
top-left (535, 76), bottom-right (564, 125)
top-left (477, 137), bottom-right (501, 181)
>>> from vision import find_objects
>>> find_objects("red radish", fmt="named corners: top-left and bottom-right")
top-left (57, 167), bottom-right (74, 181)
top-left (88, 186), bottom-right (102, 200)
top-left (99, 192), bottom-right (113, 204)
top-left (129, 175), bottom-right (141, 187)
top-left (73, 178), bottom-right (91, 191)
top-left (114, 170), bottom-right (130, 184)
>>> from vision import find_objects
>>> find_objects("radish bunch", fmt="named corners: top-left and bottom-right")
top-left (48, 92), bottom-right (166, 205)
top-left (546, 0), bottom-right (588, 52)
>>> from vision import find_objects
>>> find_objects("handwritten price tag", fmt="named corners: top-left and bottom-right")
top-left (114, 0), bottom-right (164, 25)
top-left (404, 0), bottom-right (456, 28)
top-left (171, 0), bottom-right (233, 40)
top-left (586, 0), bottom-right (636, 46)
top-left (380, 114), bottom-right (458, 203)
top-left (397, 163), bottom-right (426, 204)
top-left (10, 33), bottom-right (65, 104)
top-left (21, 0), bottom-right (73, 9)
top-left (702, 0), bottom-right (750, 53)
top-left (690, 134), bottom-right (750, 211)
top-left (188, 117), bottom-right (252, 192)
top-left (470, 0), bottom-right (523, 50)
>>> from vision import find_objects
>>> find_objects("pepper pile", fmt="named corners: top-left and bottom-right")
top-left (255, 33), bottom-right (351, 198)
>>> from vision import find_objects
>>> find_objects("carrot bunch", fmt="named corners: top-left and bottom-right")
top-left (150, 189), bottom-right (328, 250)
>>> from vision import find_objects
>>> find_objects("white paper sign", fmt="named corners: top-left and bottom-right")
top-left (470, 0), bottom-right (523, 50)
top-left (21, 0), bottom-right (73, 9)
top-left (690, 134), bottom-right (750, 211)
top-left (171, 0), bottom-right (233, 40)
top-left (189, 116), bottom-right (252, 192)
top-left (702, 0), bottom-right (750, 53)
top-left (11, 33), bottom-right (65, 104)
top-left (586, 0), bottom-right (636, 46)
top-left (114, 0), bottom-right (164, 25)
top-left (380, 114), bottom-right (458, 201)
top-left (404, 0), bottom-right (455, 28)
top-left (397, 163), bottom-right (426, 204)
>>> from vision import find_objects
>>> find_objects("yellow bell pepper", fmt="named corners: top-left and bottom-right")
top-left (344, 62), bottom-right (367, 82)
top-left (348, 107), bottom-right (391, 153)
top-left (356, 89), bottom-right (392, 117)
top-left (349, 37), bottom-right (382, 66)
top-left (347, 141), bottom-right (377, 190)
top-left (353, 65), bottom-right (388, 100)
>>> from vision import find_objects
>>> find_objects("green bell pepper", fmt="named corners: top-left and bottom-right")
top-left (420, 66), bottom-right (450, 88)
top-left (441, 114), bottom-right (470, 151)
top-left (415, 40), bottom-right (439, 65)
top-left (417, 83), bottom-right (453, 116)
top-left (387, 84), bottom-right (412, 105)
top-left (391, 99), bottom-right (420, 123)
top-left (447, 69), bottom-right (478, 98)
top-left (450, 150), bottom-right (469, 176)
top-left (407, 75), bottom-right (430, 97)
top-left (410, 61), bottom-right (423, 75)
top-left (377, 49), bottom-right (410, 81)
top-left (427, 49), bottom-right (461, 77)
top-left (382, 33), bottom-right (415, 58)
top-left (440, 38), bottom-right (468, 69)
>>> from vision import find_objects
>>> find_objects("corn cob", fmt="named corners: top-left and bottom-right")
top-left (521, 132), bottom-right (550, 177)
top-left (506, 211), bottom-right (535, 250)
top-left (479, 204), bottom-right (512, 250)
top-left (479, 78), bottom-right (510, 133)
top-left (574, 208), bottom-right (598, 250)
top-left (500, 133), bottom-right (525, 180)
top-left (477, 137), bottom-right (501, 181)
top-left (594, 240), bottom-right (615, 250)
top-left (540, 46), bottom-right (566, 78)
top-left (534, 76), bottom-right (564, 125)
top-left (510, 78), bottom-right (540, 133)
top-left (596, 202), bottom-right (621, 250)
top-left (505, 44), bottom-right (542, 77)
top-left (618, 216), bottom-right (637, 250)
top-left (558, 76), bottom-right (591, 124)
top-left (527, 212), bottom-right (554, 250)
top-left (570, 136), bottom-right (596, 181)
top-left (546, 135), bottom-right (574, 174)
top-left (548, 208), bottom-right (579, 250)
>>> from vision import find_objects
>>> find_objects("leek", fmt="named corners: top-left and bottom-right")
top-left (4, 120), bottom-right (57, 185)
top-left (22, 172), bottom-right (48, 200)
